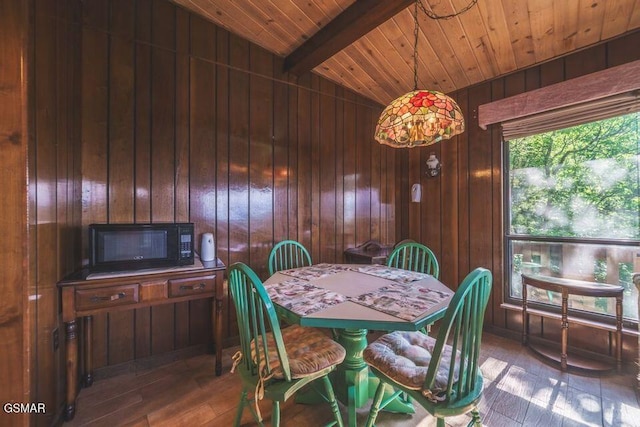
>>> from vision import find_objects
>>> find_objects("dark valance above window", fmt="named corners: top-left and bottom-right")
top-left (478, 59), bottom-right (640, 141)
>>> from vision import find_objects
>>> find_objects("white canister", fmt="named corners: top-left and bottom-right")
top-left (200, 232), bottom-right (215, 261)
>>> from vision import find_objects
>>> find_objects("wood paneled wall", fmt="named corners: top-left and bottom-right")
top-left (27, 1), bottom-right (83, 425)
top-left (1, 1), bottom-right (31, 426)
top-left (77, 0), bottom-right (398, 375)
top-left (402, 30), bottom-right (640, 361)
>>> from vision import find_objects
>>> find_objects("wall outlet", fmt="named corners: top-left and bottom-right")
top-left (53, 328), bottom-right (59, 351)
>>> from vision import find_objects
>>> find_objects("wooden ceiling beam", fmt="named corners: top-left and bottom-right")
top-left (284, 0), bottom-right (414, 75)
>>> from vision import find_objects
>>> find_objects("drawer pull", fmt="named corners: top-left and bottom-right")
top-left (90, 292), bottom-right (126, 302)
top-left (180, 283), bottom-right (205, 291)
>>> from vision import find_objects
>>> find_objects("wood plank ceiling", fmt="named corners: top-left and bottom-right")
top-left (173, 0), bottom-right (640, 105)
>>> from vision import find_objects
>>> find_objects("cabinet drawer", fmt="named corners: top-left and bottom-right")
top-left (76, 284), bottom-right (139, 311)
top-left (169, 275), bottom-right (216, 297)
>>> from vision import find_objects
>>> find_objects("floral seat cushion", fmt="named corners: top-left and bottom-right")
top-left (364, 330), bottom-right (460, 398)
top-left (252, 324), bottom-right (346, 379)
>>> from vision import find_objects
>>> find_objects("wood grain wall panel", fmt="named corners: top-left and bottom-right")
top-left (150, 48), bottom-right (176, 222)
top-left (175, 10), bottom-right (191, 222)
top-left (110, 0), bottom-right (135, 39)
top-left (439, 92), bottom-right (462, 289)
top-left (539, 58), bottom-right (565, 88)
top-left (407, 150), bottom-right (421, 240)
top-left (320, 79), bottom-right (337, 262)
top-left (151, 0), bottom-right (175, 50)
top-left (82, 0), bottom-right (108, 30)
top-left (33, 2), bottom-right (59, 424)
top-left (189, 56), bottom-right (216, 243)
top-left (296, 73), bottom-right (312, 252)
top-left (249, 44), bottom-right (274, 279)
top-left (108, 36), bottom-right (135, 222)
top-left (273, 58), bottom-right (289, 245)
top-left (215, 28), bottom-right (231, 339)
top-left (310, 75), bottom-right (321, 262)
top-left (564, 44), bottom-right (607, 79)
top-left (466, 84), bottom-right (493, 281)
top-left (334, 87), bottom-right (346, 257)
top-left (422, 144), bottom-right (442, 266)
top-left (608, 31), bottom-right (640, 65)
top-left (134, 43), bottom-right (152, 222)
top-left (228, 33), bottom-right (250, 269)
top-left (342, 90), bottom-right (357, 251)
top-left (286, 74), bottom-right (300, 243)
top-left (456, 96), bottom-right (470, 283)
top-left (355, 101), bottom-right (372, 245)
top-left (490, 79), bottom-right (506, 329)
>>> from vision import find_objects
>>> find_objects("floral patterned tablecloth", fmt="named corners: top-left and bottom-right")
top-left (268, 264), bottom-right (452, 321)
top-left (350, 282), bottom-right (453, 321)
top-left (265, 278), bottom-right (347, 316)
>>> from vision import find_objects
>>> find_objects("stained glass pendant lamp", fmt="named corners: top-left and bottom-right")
top-left (374, 0), bottom-right (466, 148)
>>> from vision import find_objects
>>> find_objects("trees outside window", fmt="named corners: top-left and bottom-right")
top-left (506, 112), bottom-right (640, 322)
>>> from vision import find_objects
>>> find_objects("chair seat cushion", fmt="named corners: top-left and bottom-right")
top-left (364, 331), bottom-right (459, 394)
top-left (252, 325), bottom-right (346, 379)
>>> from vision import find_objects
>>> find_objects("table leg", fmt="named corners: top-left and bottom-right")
top-left (214, 297), bottom-right (223, 376)
top-left (64, 320), bottom-right (78, 421)
top-left (83, 316), bottom-right (93, 387)
top-left (560, 290), bottom-right (569, 371)
top-left (616, 296), bottom-right (623, 372)
top-left (333, 329), bottom-right (413, 427)
top-left (522, 280), bottom-right (528, 345)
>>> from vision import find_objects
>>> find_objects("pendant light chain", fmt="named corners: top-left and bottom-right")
top-left (413, 0), bottom-right (419, 91)
top-left (412, 0), bottom-right (478, 91)
top-left (418, 0), bottom-right (478, 21)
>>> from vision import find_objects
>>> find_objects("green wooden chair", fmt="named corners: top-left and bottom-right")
top-left (228, 262), bottom-right (345, 427)
top-left (363, 267), bottom-right (492, 427)
top-left (268, 239), bottom-right (312, 276)
top-left (387, 241), bottom-right (440, 279)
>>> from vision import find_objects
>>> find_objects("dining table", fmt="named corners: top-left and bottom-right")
top-left (263, 263), bottom-right (454, 427)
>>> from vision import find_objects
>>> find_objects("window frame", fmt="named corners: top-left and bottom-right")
top-left (503, 134), bottom-right (640, 329)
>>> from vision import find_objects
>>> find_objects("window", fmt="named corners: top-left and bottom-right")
top-left (505, 112), bottom-right (640, 323)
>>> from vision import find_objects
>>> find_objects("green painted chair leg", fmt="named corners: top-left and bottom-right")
top-left (322, 375), bottom-right (344, 427)
top-left (468, 409), bottom-right (482, 426)
top-left (365, 382), bottom-right (386, 427)
top-left (234, 390), bottom-right (248, 427)
top-left (437, 417), bottom-right (445, 427)
top-left (272, 401), bottom-right (280, 427)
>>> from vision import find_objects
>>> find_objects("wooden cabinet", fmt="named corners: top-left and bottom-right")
top-left (344, 240), bottom-right (394, 265)
top-left (57, 260), bottom-right (226, 421)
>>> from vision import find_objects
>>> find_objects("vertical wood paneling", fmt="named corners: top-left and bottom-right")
top-left (273, 57), bottom-right (289, 245)
top-left (34, 2), bottom-right (59, 409)
top-left (490, 79), bottom-right (506, 328)
top-left (215, 27), bottom-right (231, 339)
top-left (107, 0), bottom-right (136, 366)
top-left (342, 91), bottom-right (356, 251)
top-left (228, 31), bottom-right (250, 272)
top-left (1, 0), bottom-right (28, 422)
top-left (335, 87), bottom-right (346, 258)
top-left (286, 74), bottom-right (300, 242)
top-left (249, 44), bottom-right (274, 279)
top-left (320, 80), bottom-right (337, 261)
top-left (297, 73), bottom-right (312, 252)
top-left (355, 99), bottom-right (372, 244)
top-left (310, 75), bottom-right (321, 261)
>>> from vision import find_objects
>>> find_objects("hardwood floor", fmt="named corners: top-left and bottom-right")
top-left (64, 333), bottom-right (639, 426)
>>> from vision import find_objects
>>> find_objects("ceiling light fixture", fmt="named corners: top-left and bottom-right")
top-left (374, 0), bottom-right (477, 148)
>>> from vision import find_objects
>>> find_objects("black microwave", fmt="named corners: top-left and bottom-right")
top-left (88, 223), bottom-right (195, 272)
